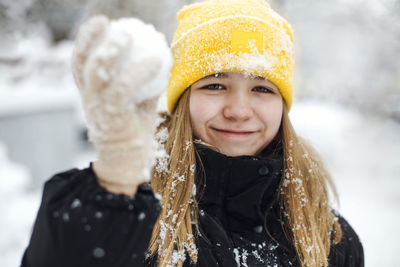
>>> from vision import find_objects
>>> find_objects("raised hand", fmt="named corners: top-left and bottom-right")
top-left (71, 15), bottom-right (172, 194)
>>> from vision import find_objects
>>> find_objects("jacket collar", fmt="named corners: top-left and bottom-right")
top-left (195, 143), bottom-right (283, 233)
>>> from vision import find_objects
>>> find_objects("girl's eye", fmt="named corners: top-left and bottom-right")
top-left (201, 84), bottom-right (226, 90)
top-left (252, 86), bottom-right (274, 94)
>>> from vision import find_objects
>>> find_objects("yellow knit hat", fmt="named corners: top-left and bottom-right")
top-left (167, 0), bottom-right (295, 112)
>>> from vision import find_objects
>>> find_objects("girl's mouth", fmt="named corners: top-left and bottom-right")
top-left (212, 128), bottom-right (255, 137)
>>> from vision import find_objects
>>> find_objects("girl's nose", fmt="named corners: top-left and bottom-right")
top-left (222, 93), bottom-right (253, 121)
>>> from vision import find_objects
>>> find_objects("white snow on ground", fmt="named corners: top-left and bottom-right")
top-left (1, 101), bottom-right (399, 267)
top-left (290, 101), bottom-right (400, 267)
top-left (0, 143), bottom-right (40, 267)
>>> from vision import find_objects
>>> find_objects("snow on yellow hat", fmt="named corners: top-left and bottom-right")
top-left (167, 0), bottom-right (295, 112)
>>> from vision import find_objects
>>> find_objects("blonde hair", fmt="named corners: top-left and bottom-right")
top-left (149, 89), bottom-right (199, 267)
top-left (148, 90), bottom-right (342, 267)
top-left (278, 105), bottom-right (342, 266)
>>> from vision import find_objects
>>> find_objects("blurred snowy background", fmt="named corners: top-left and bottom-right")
top-left (0, 0), bottom-right (399, 266)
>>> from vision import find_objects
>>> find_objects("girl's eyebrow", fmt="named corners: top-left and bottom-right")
top-left (199, 73), bottom-right (228, 80)
top-left (201, 73), bottom-right (266, 80)
top-left (251, 75), bottom-right (266, 80)
top-left (198, 73), bottom-right (271, 85)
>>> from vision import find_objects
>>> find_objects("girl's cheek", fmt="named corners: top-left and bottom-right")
top-left (189, 95), bottom-right (212, 140)
top-left (191, 94), bottom-right (221, 120)
top-left (190, 94), bottom-right (209, 129)
top-left (259, 97), bottom-right (283, 120)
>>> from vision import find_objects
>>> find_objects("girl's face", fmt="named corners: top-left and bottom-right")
top-left (189, 72), bottom-right (283, 156)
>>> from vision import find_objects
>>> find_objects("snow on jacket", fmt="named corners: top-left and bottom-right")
top-left (21, 144), bottom-right (364, 267)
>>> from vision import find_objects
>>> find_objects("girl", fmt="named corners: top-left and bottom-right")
top-left (22, 0), bottom-right (363, 266)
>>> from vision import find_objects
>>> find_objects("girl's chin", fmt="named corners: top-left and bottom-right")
top-left (194, 135), bottom-right (263, 156)
top-left (212, 146), bottom-right (258, 157)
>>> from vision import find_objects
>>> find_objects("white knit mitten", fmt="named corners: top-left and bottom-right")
top-left (71, 15), bottom-right (171, 192)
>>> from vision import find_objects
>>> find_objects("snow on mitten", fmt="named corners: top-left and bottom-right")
top-left (71, 15), bottom-right (171, 190)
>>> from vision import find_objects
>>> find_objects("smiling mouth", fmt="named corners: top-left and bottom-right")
top-left (212, 128), bottom-right (256, 136)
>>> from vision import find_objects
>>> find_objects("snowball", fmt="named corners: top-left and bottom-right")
top-left (107, 18), bottom-right (172, 103)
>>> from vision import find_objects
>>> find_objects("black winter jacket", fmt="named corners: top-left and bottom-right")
top-left (22, 145), bottom-right (364, 267)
